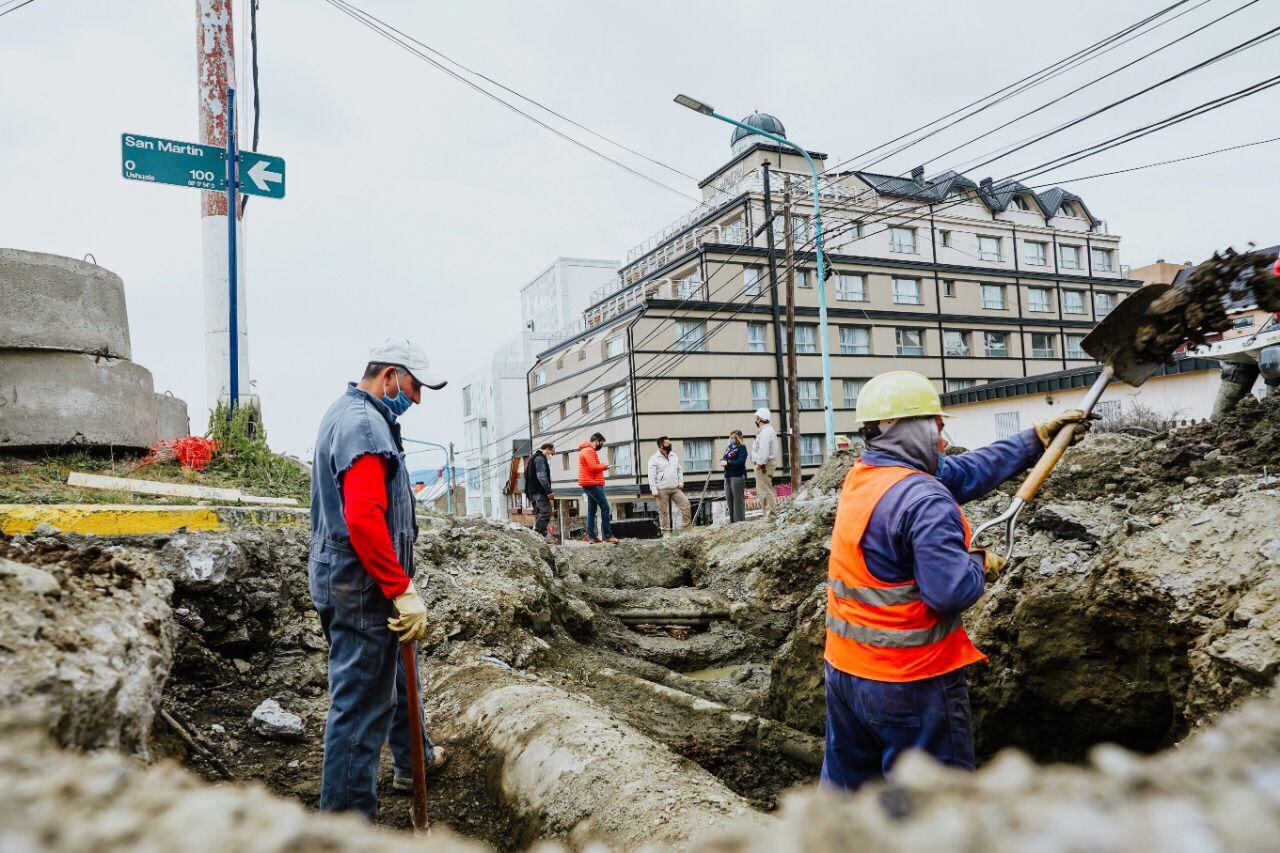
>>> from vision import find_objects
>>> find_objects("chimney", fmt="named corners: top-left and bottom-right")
top-left (911, 166), bottom-right (924, 183)
top-left (980, 177), bottom-right (993, 189)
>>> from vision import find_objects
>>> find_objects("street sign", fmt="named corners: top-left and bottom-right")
top-left (121, 132), bottom-right (286, 199)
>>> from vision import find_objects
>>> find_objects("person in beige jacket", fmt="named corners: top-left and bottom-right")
top-left (751, 408), bottom-right (778, 518)
top-left (647, 436), bottom-right (690, 534)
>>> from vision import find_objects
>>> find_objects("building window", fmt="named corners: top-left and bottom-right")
top-left (943, 330), bottom-right (969, 356)
top-left (1030, 333), bottom-right (1056, 358)
top-left (1091, 248), bottom-right (1114, 272)
top-left (537, 408), bottom-right (551, 432)
top-left (580, 394), bottom-right (589, 413)
top-left (847, 221), bottom-right (863, 239)
top-left (751, 380), bottom-right (770, 411)
top-left (977, 235), bottom-right (1002, 262)
top-left (578, 348), bottom-right (587, 361)
top-left (743, 267), bottom-right (761, 297)
top-left (462, 385), bottom-right (473, 416)
top-left (889, 226), bottom-right (917, 254)
top-left (562, 452), bottom-right (570, 471)
top-left (1010, 195), bottom-right (1030, 211)
top-left (794, 324), bottom-right (817, 354)
top-left (684, 439), bottom-right (712, 472)
top-left (559, 402), bottom-right (567, 421)
top-left (945, 379), bottom-right (975, 392)
top-left (892, 277), bottom-right (923, 305)
top-left (799, 380), bottom-right (820, 410)
top-left (1063, 289), bottom-right (1086, 314)
top-left (791, 215), bottom-right (811, 243)
top-left (943, 279), bottom-right (956, 297)
top-left (606, 335), bottom-right (625, 358)
top-left (800, 435), bottom-right (823, 466)
top-left (994, 411), bottom-right (1020, 439)
top-left (1065, 334), bottom-right (1087, 359)
top-left (837, 274), bottom-right (866, 301)
top-left (722, 218), bottom-right (745, 244)
top-left (1028, 287), bottom-right (1052, 312)
top-left (981, 284), bottom-right (1006, 309)
top-left (842, 379), bottom-right (866, 408)
top-left (797, 269), bottom-right (812, 289)
top-left (678, 380), bottom-right (709, 412)
top-left (1060, 244), bottom-right (1082, 269)
top-left (839, 326), bottom-right (871, 355)
top-left (896, 328), bottom-right (924, 357)
top-left (609, 385), bottom-right (630, 416)
top-left (939, 230), bottom-right (952, 247)
top-left (532, 371), bottom-right (545, 389)
top-left (676, 320), bottom-right (707, 352)
top-left (1096, 400), bottom-right (1121, 420)
top-left (984, 332), bottom-right (1009, 357)
top-left (1095, 292), bottom-right (1116, 316)
top-left (675, 276), bottom-right (704, 300)
top-left (747, 322), bottom-right (767, 353)
top-left (1024, 241), bottom-right (1047, 266)
top-left (611, 443), bottom-right (633, 476)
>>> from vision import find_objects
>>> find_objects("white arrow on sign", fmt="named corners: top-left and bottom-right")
top-left (246, 159), bottom-right (283, 192)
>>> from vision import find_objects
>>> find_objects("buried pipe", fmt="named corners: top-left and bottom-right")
top-left (434, 661), bottom-right (769, 849)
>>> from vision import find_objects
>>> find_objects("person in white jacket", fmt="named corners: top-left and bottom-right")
top-left (751, 408), bottom-right (779, 518)
top-left (647, 436), bottom-right (690, 534)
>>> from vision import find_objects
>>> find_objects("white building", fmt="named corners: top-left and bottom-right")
top-left (460, 257), bottom-right (618, 519)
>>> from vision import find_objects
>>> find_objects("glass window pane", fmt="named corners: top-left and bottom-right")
top-left (800, 435), bottom-right (823, 466)
top-left (751, 380), bottom-right (769, 410)
top-left (799, 380), bottom-right (820, 410)
top-left (743, 267), bottom-right (760, 296)
top-left (837, 274), bottom-right (865, 301)
top-left (747, 322), bottom-right (767, 353)
top-left (892, 278), bottom-right (922, 305)
top-left (981, 284), bottom-right (1005, 309)
top-left (896, 328), bottom-right (924, 356)
top-left (984, 332), bottom-right (1009, 356)
top-left (1028, 287), bottom-right (1051, 312)
top-left (678, 380), bottom-right (709, 411)
top-left (1066, 335), bottom-right (1087, 359)
top-left (684, 439), bottom-right (713, 471)
top-left (842, 379), bottom-right (866, 408)
top-left (840, 326), bottom-right (870, 355)
top-left (676, 320), bottom-right (707, 351)
top-left (889, 227), bottom-right (916, 253)
top-left (943, 330), bottom-right (969, 356)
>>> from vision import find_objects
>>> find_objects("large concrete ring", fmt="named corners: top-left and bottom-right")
top-left (0, 249), bottom-right (132, 359)
top-left (0, 351), bottom-right (157, 450)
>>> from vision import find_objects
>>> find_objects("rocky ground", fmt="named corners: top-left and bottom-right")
top-left (1, 396), bottom-right (1278, 850)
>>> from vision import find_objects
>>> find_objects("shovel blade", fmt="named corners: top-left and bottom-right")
top-left (1081, 283), bottom-right (1174, 387)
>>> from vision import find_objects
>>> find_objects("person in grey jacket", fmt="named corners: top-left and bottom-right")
top-left (524, 442), bottom-right (556, 543)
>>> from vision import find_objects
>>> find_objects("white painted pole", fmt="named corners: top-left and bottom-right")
top-left (197, 0), bottom-right (248, 418)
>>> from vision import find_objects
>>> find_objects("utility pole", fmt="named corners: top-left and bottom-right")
top-left (761, 163), bottom-right (790, 475)
top-left (782, 179), bottom-right (802, 494)
top-left (197, 0), bottom-right (249, 418)
top-left (448, 442), bottom-right (457, 515)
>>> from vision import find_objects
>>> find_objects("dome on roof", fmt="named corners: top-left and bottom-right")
top-left (730, 112), bottom-right (786, 154)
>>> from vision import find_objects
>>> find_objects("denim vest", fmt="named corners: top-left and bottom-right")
top-left (310, 385), bottom-right (418, 621)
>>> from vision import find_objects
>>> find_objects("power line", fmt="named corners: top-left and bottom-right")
top-left (321, 0), bottom-right (698, 202)
top-left (0, 0), bottom-right (40, 18)
top-left (1030, 134), bottom-right (1280, 184)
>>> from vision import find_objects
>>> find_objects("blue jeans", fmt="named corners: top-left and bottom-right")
top-left (583, 484), bottom-right (612, 539)
top-left (819, 662), bottom-right (975, 792)
top-left (310, 543), bottom-right (436, 820)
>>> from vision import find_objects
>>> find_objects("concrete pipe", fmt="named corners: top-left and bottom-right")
top-left (154, 393), bottom-right (191, 441)
top-left (0, 351), bottom-right (157, 450)
top-left (0, 249), bottom-right (132, 359)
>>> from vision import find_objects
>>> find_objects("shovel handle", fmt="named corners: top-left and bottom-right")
top-left (400, 642), bottom-right (429, 832)
top-left (1014, 366), bottom-right (1113, 506)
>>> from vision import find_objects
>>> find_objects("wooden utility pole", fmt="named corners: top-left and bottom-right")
top-left (760, 163), bottom-right (791, 475)
top-left (782, 180), bottom-right (802, 494)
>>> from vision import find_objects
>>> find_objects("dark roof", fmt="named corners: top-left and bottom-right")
top-left (1172, 245), bottom-right (1280, 313)
top-left (730, 112), bottom-right (786, 145)
top-left (939, 356), bottom-right (1218, 406)
top-left (853, 169), bottom-right (1098, 225)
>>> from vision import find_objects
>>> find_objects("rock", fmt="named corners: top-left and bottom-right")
top-left (249, 699), bottom-right (305, 741)
top-left (32, 522), bottom-right (59, 536)
top-left (233, 659), bottom-right (252, 675)
top-left (1259, 539), bottom-right (1280, 562)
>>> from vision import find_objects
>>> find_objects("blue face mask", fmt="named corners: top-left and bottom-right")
top-left (382, 372), bottom-right (413, 418)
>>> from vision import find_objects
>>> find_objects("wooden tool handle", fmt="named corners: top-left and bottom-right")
top-left (400, 642), bottom-right (429, 832)
top-left (1015, 424), bottom-right (1077, 504)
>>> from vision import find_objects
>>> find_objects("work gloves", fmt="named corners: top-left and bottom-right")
top-left (972, 549), bottom-right (1007, 584)
top-left (389, 586), bottom-right (429, 643)
top-left (1034, 408), bottom-right (1094, 448)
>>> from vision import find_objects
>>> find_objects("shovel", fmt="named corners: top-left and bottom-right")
top-left (970, 282), bottom-right (1177, 558)
top-left (400, 642), bottom-right (429, 833)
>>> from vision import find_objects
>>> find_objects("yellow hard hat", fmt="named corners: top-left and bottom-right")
top-left (855, 370), bottom-right (947, 423)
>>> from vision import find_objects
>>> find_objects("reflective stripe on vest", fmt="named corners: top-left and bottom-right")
top-left (823, 460), bottom-right (987, 682)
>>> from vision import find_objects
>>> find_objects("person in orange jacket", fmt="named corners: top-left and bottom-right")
top-left (577, 432), bottom-right (616, 543)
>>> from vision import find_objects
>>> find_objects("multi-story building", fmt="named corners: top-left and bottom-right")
top-left (528, 112), bottom-right (1138, 518)
top-left (459, 257), bottom-right (618, 519)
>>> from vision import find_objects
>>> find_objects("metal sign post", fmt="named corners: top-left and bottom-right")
top-left (225, 88), bottom-right (240, 414)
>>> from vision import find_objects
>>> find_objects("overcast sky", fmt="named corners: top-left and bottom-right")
top-left (3, 0), bottom-right (1277, 460)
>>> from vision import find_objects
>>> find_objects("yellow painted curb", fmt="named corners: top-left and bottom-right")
top-left (0, 504), bottom-right (222, 535)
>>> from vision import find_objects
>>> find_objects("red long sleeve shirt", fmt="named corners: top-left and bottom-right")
top-left (341, 453), bottom-right (410, 599)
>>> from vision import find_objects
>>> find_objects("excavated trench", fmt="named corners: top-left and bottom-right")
top-left (4, 397), bottom-right (1279, 849)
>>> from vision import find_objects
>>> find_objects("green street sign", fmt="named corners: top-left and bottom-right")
top-left (121, 132), bottom-right (285, 199)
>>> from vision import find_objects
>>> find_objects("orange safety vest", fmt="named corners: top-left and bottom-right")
top-left (824, 461), bottom-right (987, 682)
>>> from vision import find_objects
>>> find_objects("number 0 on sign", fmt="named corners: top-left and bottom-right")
top-left (121, 132), bottom-right (286, 199)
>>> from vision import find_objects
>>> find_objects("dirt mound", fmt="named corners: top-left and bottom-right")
top-left (0, 535), bottom-right (173, 754)
top-left (707, 684), bottom-right (1280, 852)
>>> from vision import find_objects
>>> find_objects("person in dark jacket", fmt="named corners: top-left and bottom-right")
top-left (718, 430), bottom-right (749, 522)
top-left (524, 442), bottom-right (556, 543)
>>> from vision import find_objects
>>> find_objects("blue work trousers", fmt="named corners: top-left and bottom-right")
top-left (583, 484), bottom-right (612, 539)
top-left (819, 662), bottom-right (975, 792)
top-left (311, 548), bottom-right (436, 820)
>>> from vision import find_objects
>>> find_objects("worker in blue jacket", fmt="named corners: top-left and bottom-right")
top-left (719, 430), bottom-right (749, 522)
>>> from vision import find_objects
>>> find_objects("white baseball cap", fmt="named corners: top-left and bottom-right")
top-left (368, 338), bottom-right (447, 390)
top-left (754, 407), bottom-right (771, 421)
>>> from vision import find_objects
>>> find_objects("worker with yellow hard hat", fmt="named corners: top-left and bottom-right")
top-left (821, 370), bottom-right (1091, 791)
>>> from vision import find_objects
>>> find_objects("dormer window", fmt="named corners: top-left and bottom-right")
top-left (1010, 195), bottom-right (1030, 211)
top-left (948, 188), bottom-right (969, 202)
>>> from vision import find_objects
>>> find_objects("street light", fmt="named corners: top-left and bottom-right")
top-left (673, 94), bottom-right (835, 449)
top-left (402, 437), bottom-right (454, 515)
